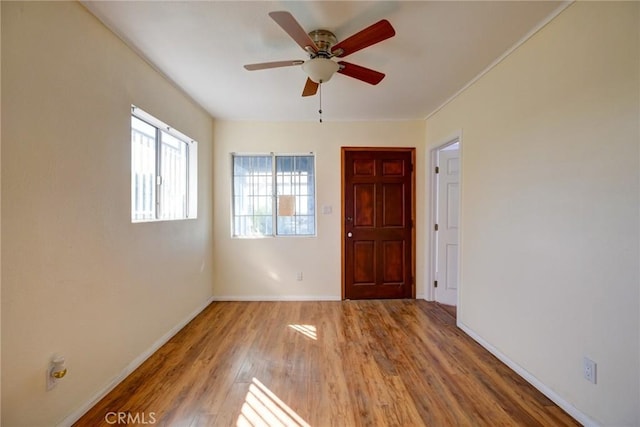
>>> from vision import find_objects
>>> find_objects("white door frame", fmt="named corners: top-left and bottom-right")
top-left (427, 131), bottom-right (463, 306)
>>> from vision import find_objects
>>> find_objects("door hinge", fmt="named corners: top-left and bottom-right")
top-left (434, 223), bottom-right (439, 231)
top-left (409, 219), bottom-right (413, 228)
top-left (410, 163), bottom-right (414, 172)
top-left (434, 280), bottom-right (438, 288)
top-left (435, 166), bottom-right (440, 174)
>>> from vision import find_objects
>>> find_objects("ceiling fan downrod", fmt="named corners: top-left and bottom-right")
top-left (318, 82), bottom-right (323, 123)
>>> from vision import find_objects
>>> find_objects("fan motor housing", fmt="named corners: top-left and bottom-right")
top-left (308, 29), bottom-right (337, 57)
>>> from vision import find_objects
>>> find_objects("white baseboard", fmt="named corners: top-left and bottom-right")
top-left (58, 296), bottom-right (215, 427)
top-left (213, 295), bottom-right (429, 302)
top-left (211, 295), bottom-right (341, 301)
top-left (457, 321), bottom-right (599, 427)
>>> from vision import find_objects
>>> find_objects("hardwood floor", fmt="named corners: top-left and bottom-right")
top-left (75, 301), bottom-right (578, 427)
top-left (436, 302), bottom-right (457, 320)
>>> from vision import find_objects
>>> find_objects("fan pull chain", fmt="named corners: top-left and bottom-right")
top-left (318, 81), bottom-right (323, 123)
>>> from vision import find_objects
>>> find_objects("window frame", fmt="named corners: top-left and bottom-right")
top-left (231, 152), bottom-right (317, 238)
top-left (131, 105), bottom-right (198, 223)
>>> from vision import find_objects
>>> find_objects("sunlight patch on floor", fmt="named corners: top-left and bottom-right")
top-left (237, 377), bottom-right (310, 427)
top-left (288, 324), bottom-right (317, 340)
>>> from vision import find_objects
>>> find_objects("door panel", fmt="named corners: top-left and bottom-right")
top-left (447, 182), bottom-right (459, 228)
top-left (445, 243), bottom-right (459, 291)
top-left (382, 184), bottom-right (404, 226)
top-left (383, 241), bottom-right (404, 282)
top-left (354, 241), bottom-right (375, 284)
top-left (382, 159), bottom-right (404, 175)
top-left (343, 148), bottom-right (414, 300)
top-left (354, 158), bottom-right (375, 175)
top-left (354, 184), bottom-right (375, 226)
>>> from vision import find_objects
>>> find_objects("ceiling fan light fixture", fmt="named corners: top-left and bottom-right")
top-left (302, 58), bottom-right (340, 84)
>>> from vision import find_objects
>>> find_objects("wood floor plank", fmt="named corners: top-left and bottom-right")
top-left (74, 300), bottom-right (579, 427)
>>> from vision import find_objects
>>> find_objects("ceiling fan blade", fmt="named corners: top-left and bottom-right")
top-left (331, 20), bottom-right (395, 58)
top-left (269, 11), bottom-right (318, 53)
top-left (337, 61), bottom-right (385, 85)
top-left (302, 78), bottom-right (319, 97)
top-left (244, 60), bottom-right (304, 71)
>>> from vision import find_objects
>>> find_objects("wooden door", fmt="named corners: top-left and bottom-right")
top-left (342, 148), bottom-right (415, 299)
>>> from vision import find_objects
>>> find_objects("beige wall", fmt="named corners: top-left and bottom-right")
top-left (426, 2), bottom-right (639, 426)
top-left (212, 120), bottom-right (426, 300)
top-left (1, 2), bottom-right (214, 426)
top-left (0, 1), bottom-right (3, 421)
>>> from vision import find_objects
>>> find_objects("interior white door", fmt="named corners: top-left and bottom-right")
top-left (435, 144), bottom-right (460, 306)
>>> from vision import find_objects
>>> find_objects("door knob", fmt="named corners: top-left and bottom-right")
top-left (347, 232), bottom-right (353, 238)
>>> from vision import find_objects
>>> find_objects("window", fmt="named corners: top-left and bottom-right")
top-left (131, 106), bottom-right (197, 222)
top-left (232, 154), bottom-right (316, 237)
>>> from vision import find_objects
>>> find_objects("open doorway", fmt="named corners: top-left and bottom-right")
top-left (429, 138), bottom-right (460, 309)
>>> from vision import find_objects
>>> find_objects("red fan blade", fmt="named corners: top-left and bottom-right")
top-left (269, 11), bottom-right (318, 53)
top-left (244, 60), bottom-right (304, 71)
top-left (302, 78), bottom-right (319, 97)
top-left (337, 61), bottom-right (385, 85)
top-left (332, 20), bottom-right (395, 58)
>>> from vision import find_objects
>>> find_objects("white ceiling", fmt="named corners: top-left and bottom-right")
top-left (82, 1), bottom-right (565, 122)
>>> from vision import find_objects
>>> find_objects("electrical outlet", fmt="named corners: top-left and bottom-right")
top-left (296, 272), bottom-right (303, 281)
top-left (583, 356), bottom-right (597, 384)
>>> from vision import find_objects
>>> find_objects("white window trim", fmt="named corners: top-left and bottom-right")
top-left (131, 105), bottom-right (198, 222)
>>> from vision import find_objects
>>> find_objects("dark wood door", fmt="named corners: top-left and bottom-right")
top-left (343, 148), bottom-right (414, 299)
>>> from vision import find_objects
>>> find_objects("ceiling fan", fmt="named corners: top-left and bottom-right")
top-left (244, 11), bottom-right (396, 97)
